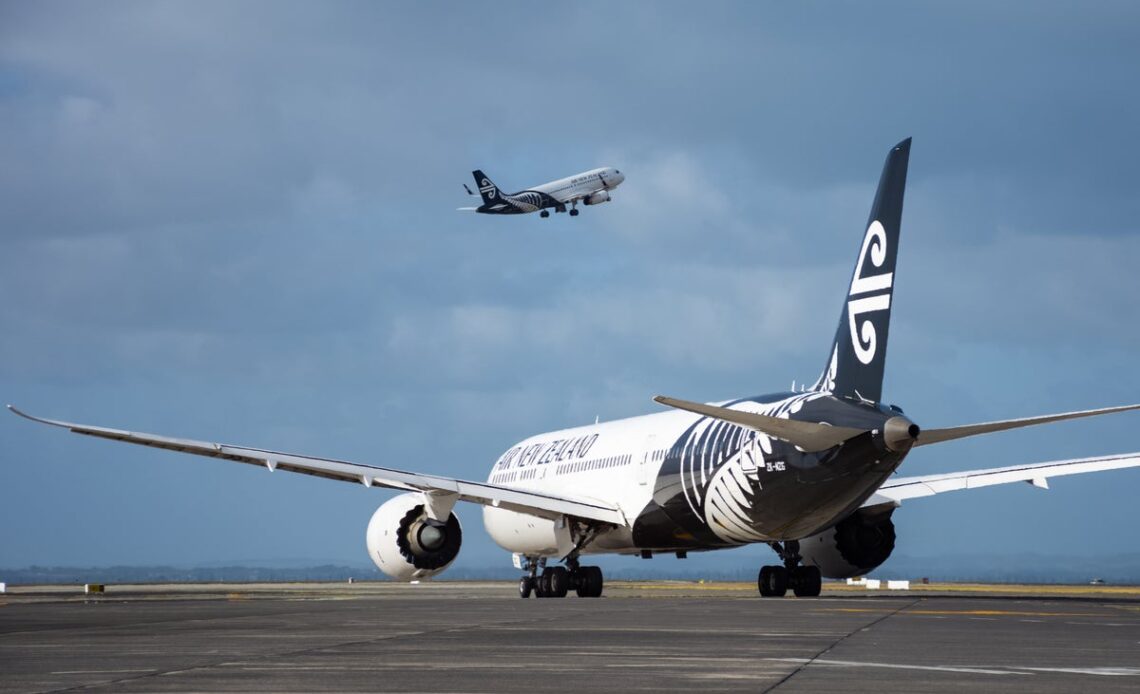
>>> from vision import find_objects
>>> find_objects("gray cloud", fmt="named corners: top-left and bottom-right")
top-left (3, 1), bottom-right (1139, 568)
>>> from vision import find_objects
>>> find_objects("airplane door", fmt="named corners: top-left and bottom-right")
top-left (639, 434), bottom-right (657, 486)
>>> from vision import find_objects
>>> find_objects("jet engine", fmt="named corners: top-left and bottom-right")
top-left (365, 493), bottom-right (462, 581)
top-left (798, 510), bottom-right (896, 579)
top-left (584, 190), bottom-right (611, 205)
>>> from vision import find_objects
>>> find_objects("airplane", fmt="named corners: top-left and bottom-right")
top-left (459, 166), bottom-right (625, 217)
top-left (12, 138), bottom-right (1140, 600)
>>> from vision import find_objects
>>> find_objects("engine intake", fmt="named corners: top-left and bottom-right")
top-left (366, 493), bottom-right (462, 581)
top-left (798, 511), bottom-right (896, 579)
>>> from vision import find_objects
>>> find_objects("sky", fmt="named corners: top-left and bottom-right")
top-left (2, 1), bottom-right (1140, 576)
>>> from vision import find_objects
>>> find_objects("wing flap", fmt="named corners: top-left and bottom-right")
top-left (8, 406), bottom-right (625, 526)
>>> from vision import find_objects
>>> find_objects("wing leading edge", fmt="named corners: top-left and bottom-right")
top-left (863, 452), bottom-right (1140, 508)
top-left (7, 406), bottom-right (626, 527)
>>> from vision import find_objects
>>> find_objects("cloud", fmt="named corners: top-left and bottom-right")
top-left (3, 1), bottom-right (1140, 567)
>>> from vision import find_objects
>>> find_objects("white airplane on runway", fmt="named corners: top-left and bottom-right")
top-left (459, 166), bottom-right (625, 217)
top-left (13, 138), bottom-right (1140, 600)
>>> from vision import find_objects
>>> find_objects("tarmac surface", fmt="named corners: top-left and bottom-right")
top-left (3, 581), bottom-right (1140, 692)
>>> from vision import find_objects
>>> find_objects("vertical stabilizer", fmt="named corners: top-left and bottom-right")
top-left (471, 170), bottom-right (500, 205)
top-left (814, 139), bottom-right (911, 403)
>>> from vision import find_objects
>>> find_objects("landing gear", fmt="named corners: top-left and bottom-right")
top-left (791, 566), bottom-right (822, 597)
top-left (517, 556), bottom-right (603, 598)
top-left (540, 209), bottom-right (550, 218)
top-left (569, 207), bottom-right (579, 217)
top-left (758, 566), bottom-right (788, 597)
top-left (574, 565), bottom-right (603, 598)
top-left (543, 566), bottom-right (569, 598)
top-left (758, 540), bottom-right (821, 598)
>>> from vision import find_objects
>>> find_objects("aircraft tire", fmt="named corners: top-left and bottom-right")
top-left (791, 566), bottom-right (822, 597)
top-left (576, 566), bottom-right (603, 598)
top-left (535, 569), bottom-right (551, 598)
top-left (758, 566), bottom-right (788, 597)
top-left (519, 576), bottom-right (533, 598)
top-left (547, 566), bottom-right (569, 597)
top-left (540, 210), bottom-right (550, 218)
top-left (569, 209), bottom-right (579, 216)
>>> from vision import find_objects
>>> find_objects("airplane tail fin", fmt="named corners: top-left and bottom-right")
top-left (813, 138), bottom-right (911, 404)
top-left (471, 170), bottom-right (501, 205)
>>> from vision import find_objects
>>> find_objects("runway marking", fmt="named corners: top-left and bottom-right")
top-left (52, 669), bottom-right (155, 675)
top-left (820, 607), bottom-right (1108, 618)
top-left (764, 659), bottom-right (1140, 677)
top-left (764, 658), bottom-right (1024, 676)
top-left (1017, 667), bottom-right (1140, 676)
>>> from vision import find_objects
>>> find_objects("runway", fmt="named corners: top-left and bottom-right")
top-left (3, 582), bottom-right (1139, 692)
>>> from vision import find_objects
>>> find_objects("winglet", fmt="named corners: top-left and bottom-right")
top-left (8, 405), bottom-right (74, 429)
top-left (8, 405), bottom-right (42, 423)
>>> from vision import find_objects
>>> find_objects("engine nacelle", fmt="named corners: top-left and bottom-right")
top-left (798, 511), bottom-right (896, 579)
top-left (365, 493), bottom-right (462, 581)
top-left (584, 190), bottom-right (611, 205)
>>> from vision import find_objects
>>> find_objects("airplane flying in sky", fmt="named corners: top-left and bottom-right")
top-left (13, 138), bottom-right (1140, 599)
top-left (459, 166), bottom-right (624, 217)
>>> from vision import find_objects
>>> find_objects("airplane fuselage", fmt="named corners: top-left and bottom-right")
top-left (483, 391), bottom-right (909, 557)
top-left (471, 166), bottom-right (625, 215)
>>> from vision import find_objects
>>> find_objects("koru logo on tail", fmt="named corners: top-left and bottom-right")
top-left (479, 179), bottom-right (497, 199)
top-left (847, 221), bottom-right (893, 364)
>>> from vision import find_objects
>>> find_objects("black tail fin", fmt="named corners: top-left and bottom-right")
top-left (813, 138), bottom-right (911, 403)
top-left (471, 170), bottom-right (500, 205)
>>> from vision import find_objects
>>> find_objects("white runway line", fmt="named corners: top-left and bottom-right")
top-left (51, 669), bottom-right (154, 675)
top-left (765, 659), bottom-right (1140, 677)
top-left (1017, 667), bottom-right (1140, 676)
top-left (765, 658), bottom-right (1024, 676)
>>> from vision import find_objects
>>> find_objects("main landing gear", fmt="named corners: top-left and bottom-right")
top-left (540, 209), bottom-right (550, 218)
top-left (518, 557), bottom-right (603, 598)
top-left (758, 540), bottom-right (822, 598)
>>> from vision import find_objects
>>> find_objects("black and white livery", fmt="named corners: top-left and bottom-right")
top-left (13, 138), bottom-right (1140, 600)
top-left (460, 167), bottom-right (625, 218)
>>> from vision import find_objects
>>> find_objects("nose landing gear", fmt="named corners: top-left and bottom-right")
top-left (758, 541), bottom-right (822, 598)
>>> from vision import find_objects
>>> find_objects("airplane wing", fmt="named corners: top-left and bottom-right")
top-left (863, 452), bottom-right (1140, 508)
top-left (7, 406), bottom-right (626, 526)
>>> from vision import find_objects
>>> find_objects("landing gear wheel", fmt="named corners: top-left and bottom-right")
top-left (535, 569), bottom-right (551, 598)
top-left (758, 565), bottom-right (788, 597)
top-left (540, 210), bottom-right (550, 218)
top-left (546, 566), bottom-right (569, 597)
top-left (569, 208), bottom-right (579, 216)
top-left (519, 576), bottom-right (534, 598)
top-left (791, 566), bottom-right (822, 597)
top-left (575, 566), bottom-right (604, 597)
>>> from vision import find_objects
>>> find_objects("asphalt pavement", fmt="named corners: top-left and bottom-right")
top-left (2, 581), bottom-right (1139, 692)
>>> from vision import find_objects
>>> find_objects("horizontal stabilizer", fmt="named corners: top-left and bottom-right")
top-left (653, 395), bottom-right (865, 452)
top-left (916, 403), bottom-right (1140, 447)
